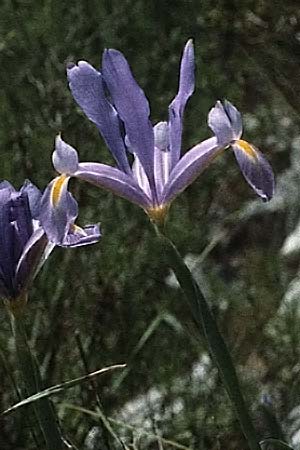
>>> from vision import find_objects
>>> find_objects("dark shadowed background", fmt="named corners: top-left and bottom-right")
top-left (1, 1), bottom-right (300, 449)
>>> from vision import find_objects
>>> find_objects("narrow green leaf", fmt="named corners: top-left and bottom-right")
top-left (10, 312), bottom-right (64, 450)
top-left (155, 228), bottom-right (261, 450)
top-left (2, 363), bottom-right (126, 416)
top-left (113, 313), bottom-right (165, 390)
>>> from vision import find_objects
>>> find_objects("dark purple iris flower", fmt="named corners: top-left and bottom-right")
top-left (47, 40), bottom-right (274, 224)
top-left (0, 179), bottom-right (100, 303)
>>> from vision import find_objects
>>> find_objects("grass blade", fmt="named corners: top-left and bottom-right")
top-left (2, 364), bottom-right (125, 416)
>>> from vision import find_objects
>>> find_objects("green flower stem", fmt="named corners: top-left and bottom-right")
top-left (155, 228), bottom-right (260, 450)
top-left (10, 309), bottom-right (64, 450)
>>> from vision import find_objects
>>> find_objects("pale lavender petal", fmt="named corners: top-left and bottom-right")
top-left (154, 150), bottom-right (171, 201)
top-left (208, 101), bottom-right (241, 145)
top-left (67, 61), bottom-right (131, 174)
top-left (0, 181), bottom-right (15, 193)
top-left (15, 227), bottom-right (48, 292)
top-left (53, 135), bottom-right (79, 175)
top-left (162, 137), bottom-right (222, 204)
top-left (154, 121), bottom-right (169, 151)
top-left (132, 154), bottom-right (151, 199)
top-left (223, 100), bottom-right (243, 137)
top-left (20, 180), bottom-right (42, 219)
top-left (75, 162), bottom-right (152, 209)
top-left (168, 39), bottom-right (195, 168)
top-left (39, 175), bottom-right (78, 244)
top-left (61, 223), bottom-right (101, 247)
top-left (232, 140), bottom-right (275, 201)
top-left (0, 185), bottom-right (15, 206)
top-left (102, 49), bottom-right (155, 189)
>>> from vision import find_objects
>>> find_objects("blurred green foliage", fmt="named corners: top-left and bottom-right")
top-left (1, 1), bottom-right (300, 449)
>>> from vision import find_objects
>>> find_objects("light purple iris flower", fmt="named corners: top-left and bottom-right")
top-left (0, 179), bottom-right (100, 304)
top-left (51, 40), bottom-right (274, 224)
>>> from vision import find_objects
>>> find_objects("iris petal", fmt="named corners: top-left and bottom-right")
top-left (223, 100), bottom-right (243, 138)
top-left (162, 137), bottom-right (221, 204)
top-left (20, 180), bottom-right (42, 219)
top-left (67, 61), bottom-right (131, 174)
top-left (232, 140), bottom-right (275, 201)
top-left (15, 227), bottom-right (49, 293)
top-left (208, 101), bottom-right (241, 145)
top-left (61, 223), bottom-right (101, 247)
top-left (39, 175), bottom-right (78, 244)
top-left (10, 192), bottom-right (33, 257)
top-left (53, 135), bottom-right (79, 175)
top-left (102, 49), bottom-right (155, 190)
top-left (132, 154), bottom-right (151, 199)
top-left (154, 146), bottom-right (171, 201)
top-left (75, 162), bottom-right (152, 209)
top-left (169, 39), bottom-right (195, 168)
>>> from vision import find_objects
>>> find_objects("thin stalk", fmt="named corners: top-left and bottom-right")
top-left (10, 310), bottom-right (64, 450)
top-left (155, 228), bottom-right (260, 450)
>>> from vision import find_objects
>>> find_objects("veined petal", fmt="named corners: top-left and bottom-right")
top-left (0, 181), bottom-right (15, 194)
top-left (53, 135), bottom-right (79, 175)
top-left (232, 140), bottom-right (275, 201)
top-left (67, 61), bottom-right (131, 174)
top-left (20, 180), bottom-right (42, 219)
top-left (154, 121), bottom-right (169, 151)
top-left (15, 227), bottom-right (49, 293)
top-left (169, 39), bottom-right (195, 168)
top-left (0, 184), bottom-right (15, 206)
top-left (208, 100), bottom-right (242, 145)
top-left (102, 49), bottom-right (155, 189)
top-left (75, 162), bottom-right (152, 209)
top-left (10, 192), bottom-right (33, 258)
top-left (132, 154), bottom-right (151, 199)
top-left (61, 223), bottom-right (101, 247)
top-left (39, 175), bottom-right (78, 244)
top-left (162, 137), bottom-right (222, 204)
top-left (223, 100), bottom-right (243, 137)
top-left (153, 121), bottom-right (171, 198)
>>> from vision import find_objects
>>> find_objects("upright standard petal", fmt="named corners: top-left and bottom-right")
top-left (0, 181), bottom-right (15, 194)
top-left (169, 39), bottom-right (195, 168)
top-left (132, 154), bottom-right (151, 199)
top-left (67, 61), bottom-right (131, 174)
top-left (10, 191), bottom-right (33, 257)
top-left (223, 100), bottom-right (243, 137)
top-left (153, 122), bottom-right (171, 200)
top-left (102, 49), bottom-right (155, 192)
top-left (75, 162), bottom-right (152, 209)
top-left (20, 180), bottom-right (42, 219)
top-left (53, 135), bottom-right (79, 175)
top-left (232, 140), bottom-right (275, 201)
top-left (208, 101), bottom-right (242, 145)
top-left (162, 137), bottom-right (222, 205)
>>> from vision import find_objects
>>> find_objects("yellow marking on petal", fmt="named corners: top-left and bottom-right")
top-left (146, 204), bottom-right (170, 227)
top-left (236, 139), bottom-right (258, 161)
top-left (70, 223), bottom-right (87, 236)
top-left (51, 174), bottom-right (67, 207)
